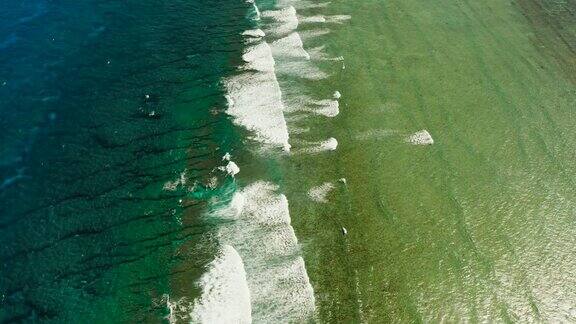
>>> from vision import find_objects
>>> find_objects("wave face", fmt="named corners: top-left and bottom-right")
top-left (211, 181), bottom-right (316, 322)
top-left (191, 245), bottom-right (252, 324)
top-left (223, 45), bottom-right (291, 151)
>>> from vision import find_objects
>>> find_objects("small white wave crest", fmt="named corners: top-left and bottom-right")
top-left (407, 129), bottom-right (434, 145)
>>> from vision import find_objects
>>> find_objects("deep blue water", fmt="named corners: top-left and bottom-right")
top-left (0, 0), bottom-right (250, 321)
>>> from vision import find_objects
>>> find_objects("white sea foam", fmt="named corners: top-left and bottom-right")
top-left (239, 182), bottom-right (292, 225)
top-left (160, 294), bottom-right (193, 324)
top-left (271, 32), bottom-right (310, 60)
top-left (283, 95), bottom-right (338, 117)
top-left (211, 181), bottom-right (316, 322)
top-left (276, 61), bottom-right (329, 80)
top-left (312, 99), bottom-right (339, 117)
top-left (225, 161), bottom-right (240, 176)
top-left (320, 137), bottom-right (338, 150)
top-left (302, 46), bottom-right (344, 61)
top-left (407, 129), bottom-right (434, 145)
top-left (300, 137), bottom-right (338, 153)
top-left (308, 182), bottom-right (335, 203)
top-left (300, 29), bottom-right (331, 40)
top-left (229, 192), bottom-right (246, 218)
top-left (262, 6), bottom-right (299, 36)
top-left (249, 2), bottom-right (261, 21)
top-left (242, 28), bottom-right (265, 38)
top-left (224, 42), bottom-right (291, 151)
top-left (333, 91), bottom-right (341, 99)
top-left (262, 6), bottom-right (297, 22)
top-left (190, 245), bottom-right (252, 324)
top-left (326, 15), bottom-right (352, 23)
top-left (354, 129), bottom-right (398, 141)
top-left (222, 152), bottom-right (231, 161)
top-left (205, 176), bottom-right (219, 189)
top-left (242, 42), bottom-right (276, 72)
top-left (277, 0), bottom-right (331, 9)
top-left (163, 170), bottom-right (187, 191)
top-left (299, 14), bottom-right (351, 24)
top-left (301, 15), bottom-right (327, 23)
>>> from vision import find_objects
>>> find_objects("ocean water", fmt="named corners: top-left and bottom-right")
top-left (0, 0), bottom-right (249, 321)
top-left (2, 0), bottom-right (576, 322)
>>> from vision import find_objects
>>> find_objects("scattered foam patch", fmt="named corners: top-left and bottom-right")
top-left (262, 6), bottom-right (298, 36)
top-left (190, 245), bottom-right (252, 324)
top-left (160, 294), bottom-right (192, 323)
top-left (284, 95), bottom-right (339, 116)
top-left (277, 0), bottom-right (331, 9)
top-left (271, 32), bottom-right (310, 60)
top-left (306, 46), bottom-right (344, 61)
top-left (299, 14), bottom-right (351, 24)
top-left (242, 42), bottom-right (276, 72)
top-left (308, 182), bottom-right (335, 203)
top-left (229, 192), bottom-right (246, 218)
top-left (205, 176), bottom-right (219, 189)
top-left (325, 15), bottom-right (352, 23)
top-left (163, 170), bottom-right (187, 191)
top-left (302, 137), bottom-right (338, 153)
top-left (333, 91), bottom-right (341, 99)
top-left (354, 129), bottom-right (398, 141)
top-left (239, 182), bottom-right (292, 226)
top-left (407, 129), bottom-right (434, 145)
top-left (0, 33), bottom-right (19, 50)
top-left (211, 191), bottom-right (246, 221)
top-left (321, 137), bottom-right (338, 150)
top-left (312, 99), bottom-right (339, 117)
top-left (224, 161), bottom-right (240, 177)
top-left (275, 61), bottom-right (329, 80)
top-left (300, 29), bottom-right (331, 40)
top-left (300, 15), bottom-right (327, 23)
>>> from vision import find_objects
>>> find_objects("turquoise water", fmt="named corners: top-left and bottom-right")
top-left (0, 0), bottom-right (249, 321)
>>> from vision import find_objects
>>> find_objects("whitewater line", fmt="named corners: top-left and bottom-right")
top-left (191, 1), bottom-right (317, 322)
top-left (223, 40), bottom-right (291, 151)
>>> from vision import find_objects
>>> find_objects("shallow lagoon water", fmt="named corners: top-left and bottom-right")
top-left (280, 0), bottom-right (576, 322)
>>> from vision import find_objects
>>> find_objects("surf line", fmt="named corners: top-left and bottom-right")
top-left (189, 1), bottom-right (317, 323)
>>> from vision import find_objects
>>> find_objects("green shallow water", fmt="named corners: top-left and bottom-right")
top-left (279, 0), bottom-right (576, 322)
